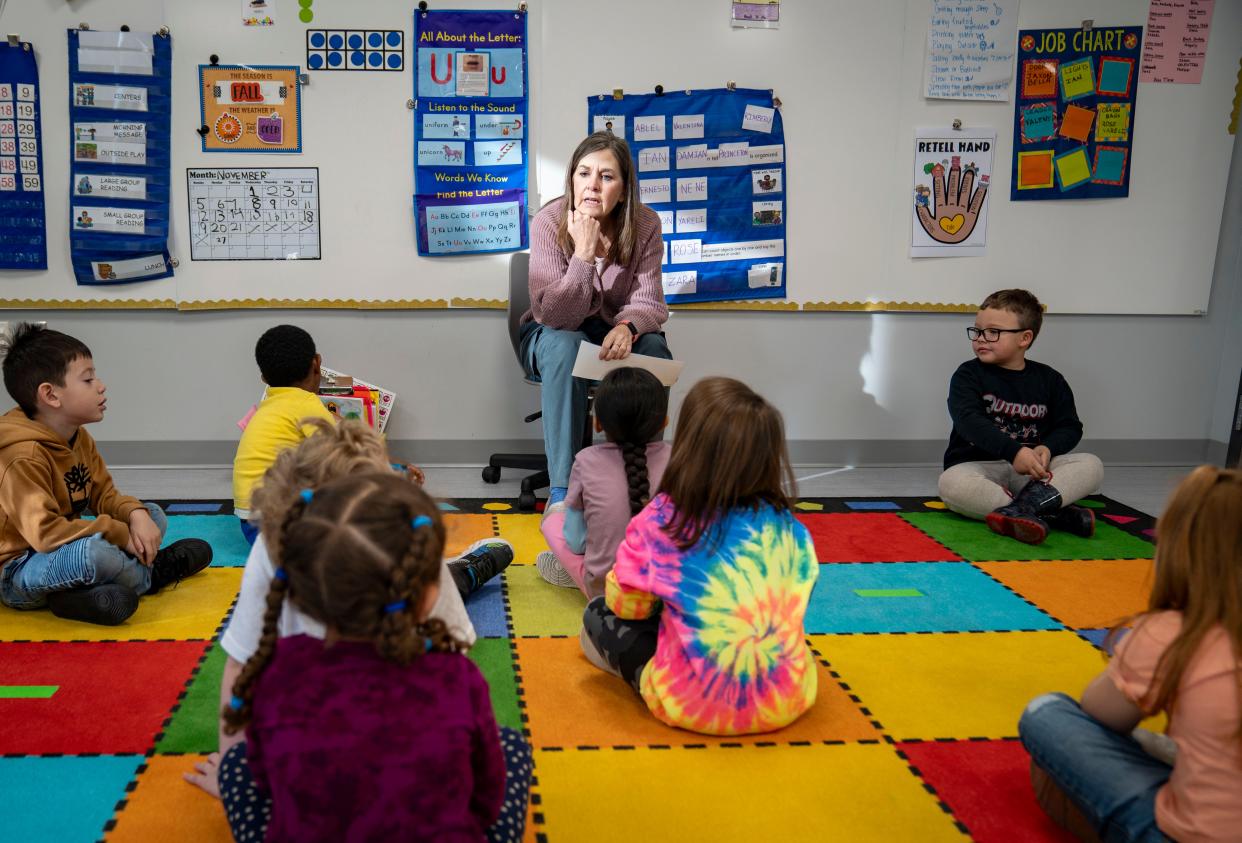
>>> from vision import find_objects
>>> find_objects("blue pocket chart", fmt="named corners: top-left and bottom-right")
top-left (588, 88), bottom-right (787, 304)
top-left (0, 39), bottom-right (48, 271)
top-left (67, 28), bottom-right (173, 284)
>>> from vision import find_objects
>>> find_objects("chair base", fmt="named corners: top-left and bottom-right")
top-left (482, 456), bottom-right (548, 512)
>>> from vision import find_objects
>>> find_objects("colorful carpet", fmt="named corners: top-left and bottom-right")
top-left (0, 495), bottom-right (1158, 842)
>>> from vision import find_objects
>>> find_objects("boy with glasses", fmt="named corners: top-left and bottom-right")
top-left (938, 290), bottom-right (1103, 544)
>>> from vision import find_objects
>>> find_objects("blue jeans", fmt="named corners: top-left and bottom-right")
top-left (239, 519), bottom-right (259, 546)
top-left (1018, 692), bottom-right (1172, 843)
top-left (520, 318), bottom-right (672, 487)
top-left (0, 502), bottom-right (167, 608)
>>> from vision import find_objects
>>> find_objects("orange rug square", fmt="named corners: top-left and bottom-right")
top-left (105, 755), bottom-right (232, 843)
top-left (976, 559), bottom-right (1154, 629)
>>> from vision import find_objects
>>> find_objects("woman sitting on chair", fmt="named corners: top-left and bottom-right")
top-left (520, 131), bottom-right (672, 509)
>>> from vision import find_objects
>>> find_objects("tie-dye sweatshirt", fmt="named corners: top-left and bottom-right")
top-left (604, 493), bottom-right (819, 735)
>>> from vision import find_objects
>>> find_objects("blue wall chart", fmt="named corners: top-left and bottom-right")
top-left (413, 9), bottom-right (528, 256)
top-left (588, 88), bottom-right (786, 304)
top-left (0, 39), bottom-right (47, 271)
top-left (68, 29), bottom-right (173, 284)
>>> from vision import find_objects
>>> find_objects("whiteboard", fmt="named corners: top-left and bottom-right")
top-left (0, 0), bottom-right (1237, 313)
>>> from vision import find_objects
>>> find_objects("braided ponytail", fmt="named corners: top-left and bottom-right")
top-left (621, 439), bottom-right (651, 515)
top-left (594, 367), bottom-right (668, 514)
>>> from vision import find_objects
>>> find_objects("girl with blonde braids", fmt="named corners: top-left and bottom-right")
top-left (216, 472), bottom-right (532, 843)
top-left (537, 366), bottom-right (669, 599)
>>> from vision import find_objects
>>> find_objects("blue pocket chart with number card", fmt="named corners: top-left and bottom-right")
top-left (0, 39), bottom-right (48, 271)
top-left (588, 88), bottom-right (787, 304)
top-left (67, 28), bottom-right (173, 284)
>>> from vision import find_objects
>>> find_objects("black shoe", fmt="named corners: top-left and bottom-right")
top-left (986, 481), bottom-right (1062, 545)
top-left (1045, 504), bottom-right (1095, 538)
top-left (47, 584), bottom-right (139, 625)
top-left (146, 539), bottom-right (213, 595)
top-left (448, 539), bottom-right (514, 597)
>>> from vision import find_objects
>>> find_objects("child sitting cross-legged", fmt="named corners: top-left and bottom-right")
top-left (537, 366), bottom-right (670, 598)
top-left (217, 471), bottom-right (532, 842)
top-left (579, 376), bottom-right (820, 736)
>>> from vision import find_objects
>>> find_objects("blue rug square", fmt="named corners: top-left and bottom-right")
top-left (805, 562), bottom-right (1061, 633)
top-left (1076, 627), bottom-right (1130, 654)
top-left (845, 501), bottom-right (901, 511)
top-left (0, 755), bottom-right (144, 842)
top-left (163, 515), bottom-right (251, 568)
top-left (465, 576), bottom-right (508, 637)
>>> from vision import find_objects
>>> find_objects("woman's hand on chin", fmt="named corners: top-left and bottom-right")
top-left (569, 209), bottom-right (601, 262)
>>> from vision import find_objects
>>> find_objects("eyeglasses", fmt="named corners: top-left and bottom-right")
top-left (966, 327), bottom-right (1026, 342)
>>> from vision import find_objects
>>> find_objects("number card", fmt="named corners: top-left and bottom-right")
top-left (0, 39), bottom-right (47, 270)
top-left (187, 167), bottom-right (321, 260)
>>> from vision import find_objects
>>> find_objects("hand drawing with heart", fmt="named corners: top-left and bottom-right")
top-left (916, 156), bottom-right (989, 244)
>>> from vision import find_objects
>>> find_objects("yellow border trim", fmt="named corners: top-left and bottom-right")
top-left (451, 297), bottom-right (507, 310)
top-left (802, 300), bottom-right (977, 313)
top-left (0, 299), bottom-right (177, 309)
top-left (176, 298), bottom-right (449, 311)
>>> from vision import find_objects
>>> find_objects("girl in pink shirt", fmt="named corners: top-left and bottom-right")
top-left (538, 367), bottom-right (669, 598)
top-left (1020, 465), bottom-right (1242, 842)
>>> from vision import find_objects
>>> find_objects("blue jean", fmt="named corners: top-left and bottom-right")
top-left (0, 502), bottom-right (167, 608)
top-left (1018, 692), bottom-right (1172, 843)
top-left (239, 519), bottom-right (259, 546)
top-left (520, 317), bottom-right (672, 487)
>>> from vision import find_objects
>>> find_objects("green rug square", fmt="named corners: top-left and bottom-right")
top-left (505, 564), bottom-right (588, 636)
top-left (901, 511), bottom-right (1154, 561)
top-left (468, 638), bottom-right (522, 731)
top-left (155, 644), bottom-right (226, 754)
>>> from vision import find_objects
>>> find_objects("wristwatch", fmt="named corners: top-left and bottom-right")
top-left (620, 319), bottom-right (638, 337)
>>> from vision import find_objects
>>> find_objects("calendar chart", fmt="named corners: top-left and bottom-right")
top-left (187, 167), bottom-right (320, 260)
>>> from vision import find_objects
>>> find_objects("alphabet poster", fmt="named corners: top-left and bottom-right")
top-left (413, 9), bottom-right (528, 256)
top-left (1010, 25), bottom-right (1143, 200)
top-left (198, 65), bottom-right (302, 152)
top-left (0, 39), bottom-right (46, 270)
top-left (911, 128), bottom-right (994, 258)
top-left (587, 87), bottom-right (786, 304)
top-left (69, 29), bottom-right (173, 284)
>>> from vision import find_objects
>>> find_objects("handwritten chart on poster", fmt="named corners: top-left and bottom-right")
top-left (199, 65), bottom-right (302, 153)
top-left (187, 167), bottom-right (320, 261)
top-left (1010, 25), bottom-right (1142, 201)
top-left (924, 0), bottom-right (1020, 101)
top-left (68, 29), bottom-right (173, 284)
top-left (1141, 0), bottom-right (1215, 84)
top-left (588, 88), bottom-right (786, 304)
top-left (911, 129), bottom-right (994, 257)
top-left (0, 40), bottom-right (47, 270)
top-left (413, 9), bottom-right (528, 256)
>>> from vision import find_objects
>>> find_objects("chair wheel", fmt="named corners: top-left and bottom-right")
top-left (481, 465), bottom-right (501, 484)
top-left (518, 490), bottom-right (537, 512)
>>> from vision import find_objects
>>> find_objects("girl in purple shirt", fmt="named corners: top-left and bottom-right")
top-left (217, 472), bottom-right (531, 843)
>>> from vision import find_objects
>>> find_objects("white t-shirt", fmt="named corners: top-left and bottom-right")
top-left (220, 538), bottom-right (477, 663)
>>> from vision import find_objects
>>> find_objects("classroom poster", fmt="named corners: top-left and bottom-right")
top-left (0, 39), bottom-right (47, 270)
top-left (187, 167), bottom-right (320, 260)
top-left (911, 129), bottom-right (994, 257)
top-left (924, 0), bottom-right (1021, 101)
top-left (68, 29), bottom-right (173, 284)
top-left (1141, 0), bottom-right (1214, 84)
top-left (1011, 25), bottom-right (1142, 201)
top-left (413, 9), bottom-right (528, 256)
top-left (588, 88), bottom-right (786, 304)
top-left (199, 65), bottom-right (302, 152)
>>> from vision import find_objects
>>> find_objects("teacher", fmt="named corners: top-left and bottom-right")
top-left (519, 131), bottom-right (672, 508)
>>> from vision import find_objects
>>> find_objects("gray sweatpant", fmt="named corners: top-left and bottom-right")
top-left (937, 452), bottom-right (1104, 520)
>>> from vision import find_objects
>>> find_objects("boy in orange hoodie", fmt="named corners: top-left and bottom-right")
top-left (0, 323), bottom-right (212, 625)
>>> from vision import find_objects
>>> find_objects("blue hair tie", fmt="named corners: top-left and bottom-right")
top-left (411, 515), bottom-right (432, 529)
top-left (229, 695), bottom-right (244, 711)
top-left (425, 637), bottom-right (434, 652)
top-left (300, 489), bottom-right (313, 503)
top-left (384, 599), bottom-right (407, 614)
top-left (273, 567), bottom-right (288, 582)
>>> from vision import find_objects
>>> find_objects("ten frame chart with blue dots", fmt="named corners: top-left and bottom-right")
top-left (306, 30), bottom-right (404, 71)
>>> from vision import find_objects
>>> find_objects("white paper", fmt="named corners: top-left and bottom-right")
top-left (592, 114), bottom-right (624, 135)
top-left (923, 0), bottom-right (1020, 101)
top-left (638, 146), bottom-right (670, 172)
top-left (633, 115), bottom-right (666, 141)
top-left (742, 104), bottom-right (775, 133)
top-left (699, 238), bottom-right (783, 262)
top-left (656, 209), bottom-right (675, 234)
top-left (78, 31), bottom-right (154, 52)
top-left (91, 254), bottom-right (167, 281)
top-left (752, 168), bottom-right (782, 194)
top-left (677, 176), bottom-right (708, 202)
top-left (910, 128), bottom-right (994, 258)
top-left (639, 178), bottom-right (671, 204)
top-left (671, 114), bottom-right (705, 139)
top-left (77, 48), bottom-right (153, 76)
top-left (455, 53), bottom-right (489, 97)
top-left (73, 205), bottom-right (145, 234)
top-left (474, 140), bottom-right (522, 166)
top-left (74, 83), bottom-right (148, 111)
top-left (747, 144), bottom-right (783, 164)
top-left (670, 238), bottom-right (702, 264)
top-left (73, 139), bottom-right (146, 165)
top-left (748, 263), bottom-right (783, 288)
top-left (675, 208), bottom-right (707, 233)
top-left (187, 167), bottom-right (321, 261)
top-left (572, 342), bottom-right (685, 387)
top-left (74, 173), bottom-right (147, 200)
top-left (662, 270), bottom-right (697, 296)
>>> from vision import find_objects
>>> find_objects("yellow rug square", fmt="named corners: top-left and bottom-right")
top-left (506, 564), bottom-right (587, 636)
top-left (493, 514), bottom-right (548, 565)
top-left (811, 631), bottom-right (1105, 740)
top-left (977, 559), bottom-right (1154, 629)
top-left (532, 744), bottom-right (966, 842)
top-left (104, 755), bottom-right (232, 843)
top-left (0, 568), bottom-right (241, 642)
top-left (444, 513), bottom-right (497, 558)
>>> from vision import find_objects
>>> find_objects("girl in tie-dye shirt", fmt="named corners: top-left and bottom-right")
top-left (580, 377), bottom-right (819, 736)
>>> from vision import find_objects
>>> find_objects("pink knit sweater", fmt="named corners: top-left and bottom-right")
top-left (521, 197), bottom-right (669, 335)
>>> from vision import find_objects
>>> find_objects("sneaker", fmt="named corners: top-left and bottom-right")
top-left (146, 539), bottom-right (213, 595)
top-left (47, 584), bottom-right (139, 625)
top-left (448, 538), bottom-right (514, 597)
top-left (536, 550), bottom-right (576, 588)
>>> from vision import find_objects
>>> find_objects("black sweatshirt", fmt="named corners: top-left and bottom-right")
top-left (943, 358), bottom-right (1084, 470)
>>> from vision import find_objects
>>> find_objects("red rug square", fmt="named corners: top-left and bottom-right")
top-left (0, 641), bottom-right (208, 754)
top-left (898, 739), bottom-right (1075, 843)
top-left (797, 513), bottom-right (962, 562)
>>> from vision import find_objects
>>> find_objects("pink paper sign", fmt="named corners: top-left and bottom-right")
top-left (1140, 0), bottom-right (1215, 84)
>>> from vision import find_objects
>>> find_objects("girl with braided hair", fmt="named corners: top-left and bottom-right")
top-left (215, 472), bottom-right (532, 843)
top-left (537, 366), bottom-right (669, 599)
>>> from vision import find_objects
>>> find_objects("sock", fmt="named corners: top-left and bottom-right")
top-left (549, 486), bottom-right (568, 506)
